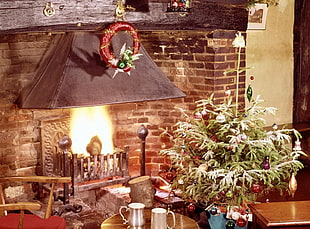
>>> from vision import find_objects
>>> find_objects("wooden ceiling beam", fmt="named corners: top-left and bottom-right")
top-left (0, 0), bottom-right (248, 34)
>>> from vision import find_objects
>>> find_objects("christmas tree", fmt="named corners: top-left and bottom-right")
top-left (160, 32), bottom-right (306, 213)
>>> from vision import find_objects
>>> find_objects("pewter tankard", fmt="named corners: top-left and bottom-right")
top-left (119, 203), bottom-right (145, 227)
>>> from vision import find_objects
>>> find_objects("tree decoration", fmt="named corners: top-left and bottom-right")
top-left (209, 205), bottom-right (221, 216)
top-left (225, 220), bottom-right (235, 229)
top-left (288, 173), bottom-right (297, 198)
top-left (165, 171), bottom-right (175, 181)
top-left (251, 183), bottom-right (262, 193)
top-left (246, 84), bottom-right (253, 102)
top-left (216, 113), bottom-right (226, 123)
top-left (236, 217), bottom-right (247, 227)
top-left (263, 156), bottom-right (270, 170)
top-left (231, 211), bottom-right (241, 221)
top-left (99, 21), bottom-right (142, 78)
top-left (187, 203), bottom-right (196, 212)
top-left (159, 31), bottom-right (306, 213)
top-left (294, 140), bottom-right (302, 151)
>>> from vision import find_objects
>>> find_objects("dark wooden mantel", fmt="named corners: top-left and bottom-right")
top-left (0, 0), bottom-right (248, 34)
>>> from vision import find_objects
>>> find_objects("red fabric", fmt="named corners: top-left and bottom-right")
top-left (0, 214), bottom-right (66, 229)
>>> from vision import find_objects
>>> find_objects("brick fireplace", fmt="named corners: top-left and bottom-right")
top-left (0, 29), bottom-right (245, 227)
top-left (0, 29), bottom-right (245, 177)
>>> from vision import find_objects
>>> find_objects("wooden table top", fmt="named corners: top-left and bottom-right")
top-left (101, 209), bottom-right (199, 229)
top-left (249, 201), bottom-right (310, 227)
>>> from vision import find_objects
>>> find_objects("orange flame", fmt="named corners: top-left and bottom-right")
top-left (70, 106), bottom-right (114, 155)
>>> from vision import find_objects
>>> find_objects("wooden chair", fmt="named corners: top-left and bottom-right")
top-left (0, 176), bottom-right (71, 229)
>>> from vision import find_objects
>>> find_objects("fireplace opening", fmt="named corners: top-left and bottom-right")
top-left (40, 106), bottom-right (131, 193)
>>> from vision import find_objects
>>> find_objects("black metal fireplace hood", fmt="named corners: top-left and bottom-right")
top-left (15, 31), bottom-right (185, 109)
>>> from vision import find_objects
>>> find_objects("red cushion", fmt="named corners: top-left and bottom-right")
top-left (0, 213), bottom-right (66, 229)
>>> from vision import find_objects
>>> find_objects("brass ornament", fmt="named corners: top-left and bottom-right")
top-left (43, 2), bottom-right (56, 17)
top-left (289, 173), bottom-right (297, 198)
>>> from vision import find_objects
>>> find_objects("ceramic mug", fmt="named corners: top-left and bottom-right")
top-left (151, 208), bottom-right (176, 229)
top-left (119, 203), bottom-right (145, 227)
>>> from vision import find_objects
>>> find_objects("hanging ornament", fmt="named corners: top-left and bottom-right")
top-left (192, 155), bottom-right (201, 160)
top-left (226, 220), bottom-right (235, 229)
top-left (293, 140), bottom-right (302, 151)
top-left (246, 84), bottom-right (253, 102)
top-left (289, 173), bottom-right (297, 198)
top-left (231, 211), bottom-right (241, 221)
top-left (263, 156), bottom-right (270, 170)
top-left (237, 133), bottom-right (247, 141)
top-left (211, 135), bottom-right (219, 142)
top-left (251, 183), bottom-right (262, 193)
top-left (216, 113), bottom-right (226, 123)
top-left (210, 206), bottom-right (220, 215)
top-left (165, 171), bottom-right (175, 181)
top-left (198, 163), bottom-right (208, 172)
top-left (194, 111), bottom-right (202, 119)
top-left (225, 190), bottom-right (233, 198)
top-left (187, 203), bottom-right (196, 212)
top-left (236, 217), bottom-right (247, 227)
top-left (201, 109), bottom-right (208, 119)
top-left (225, 89), bottom-right (231, 97)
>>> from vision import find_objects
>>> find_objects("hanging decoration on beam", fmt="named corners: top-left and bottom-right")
top-left (43, 2), bottom-right (56, 17)
top-left (99, 21), bottom-right (142, 78)
top-left (115, 0), bottom-right (135, 22)
top-left (167, 0), bottom-right (191, 13)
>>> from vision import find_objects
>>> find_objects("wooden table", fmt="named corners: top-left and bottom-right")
top-left (101, 209), bottom-right (199, 229)
top-left (249, 201), bottom-right (310, 228)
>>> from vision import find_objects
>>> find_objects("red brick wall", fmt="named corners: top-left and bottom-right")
top-left (0, 30), bottom-right (245, 177)
top-left (110, 30), bottom-right (245, 176)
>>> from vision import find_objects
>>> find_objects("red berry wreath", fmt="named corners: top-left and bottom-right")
top-left (99, 21), bottom-right (141, 73)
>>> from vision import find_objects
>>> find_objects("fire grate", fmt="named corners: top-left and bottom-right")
top-left (70, 146), bottom-right (130, 193)
top-left (40, 117), bottom-right (130, 196)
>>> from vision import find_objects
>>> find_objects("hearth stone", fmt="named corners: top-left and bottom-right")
top-left (60, 185), bottom-right (131, 229)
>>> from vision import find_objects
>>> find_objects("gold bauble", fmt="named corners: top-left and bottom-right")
top-left (289, 173), bottom-right (297, 198)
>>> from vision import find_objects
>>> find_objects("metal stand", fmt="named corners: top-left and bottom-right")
top-left (54, 135), bottom-right (83, 216)
top-left (137, 125), bottom-right (148, 176)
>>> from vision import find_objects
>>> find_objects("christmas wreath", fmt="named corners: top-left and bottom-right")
top-left (99, 21), bottom-right (142, 76)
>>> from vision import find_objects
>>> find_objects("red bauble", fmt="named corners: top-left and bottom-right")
top-left (211, 135), bottom-right (218, 142)
top-left (187, 203), bottom-right (196, 212)
top-left (192, 156), bottom-right (202, 160)
top-left (236, 217), bottom-right (247, 227)
top-left (251, 183), bottom-right (262, 193)
top-left (165, 171), bottom-right (174, 181)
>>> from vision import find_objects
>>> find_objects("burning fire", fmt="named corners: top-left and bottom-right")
top-left (70, 106), bottom-right (114, 155)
